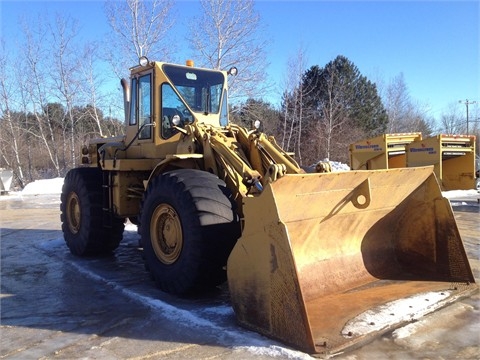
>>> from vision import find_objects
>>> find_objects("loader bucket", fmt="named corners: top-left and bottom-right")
top-left (227, 166), bottom-right (477, 355)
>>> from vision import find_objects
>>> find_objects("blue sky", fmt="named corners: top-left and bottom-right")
top-left (1, 0), bottom-right (479, 122)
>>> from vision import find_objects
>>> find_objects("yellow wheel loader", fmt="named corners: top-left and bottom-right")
top-left (60, 58), bottom-right (477, 355)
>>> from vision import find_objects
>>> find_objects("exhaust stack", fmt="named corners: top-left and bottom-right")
top-left (120, 78), bottom-right (130, 125)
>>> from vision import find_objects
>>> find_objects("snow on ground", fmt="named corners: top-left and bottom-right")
top-left (441, 189), bottom-right (479, 199)
top-left (342, 291), bottom-right (452, 337)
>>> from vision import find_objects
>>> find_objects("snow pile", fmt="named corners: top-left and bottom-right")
top-left (21, 177), bottom-right (64, 195)
top-left (329, 160), bottom-right (351, 172)
top-left (441, 189), bottom-right (479, 199)
top-left (305, 160), bottom-right (350, 173)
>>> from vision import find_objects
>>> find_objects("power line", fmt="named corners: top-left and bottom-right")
top-left (458, 99), bottom-right (477, 135)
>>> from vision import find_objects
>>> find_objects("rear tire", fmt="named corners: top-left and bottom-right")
top-left (139, 169), bottom-right (241, 295)
top-left (60, 167), bottom-right (124, 256)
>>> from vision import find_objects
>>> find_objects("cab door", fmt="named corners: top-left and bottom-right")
top-left (125, 72), bottom-right (154, 152)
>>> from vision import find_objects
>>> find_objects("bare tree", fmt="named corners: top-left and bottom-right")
top-left (439, 102), bottom-right (470, 134)
top-left (188, 0), bottom-right (269, 100)
top-left (281, 46), bottom-right (308, 150)
top-left (50, 14), bottom-right (83, 169)
top-left (385, 73), bottom-right (411, 133)
top-left (0, 40), bottom-right (25, 187)
top-left (15, 50), bottom-right (35, 182)
top-left (316, 68), bottom-right (351, 161)
top-left (384, 73), bottom-right (434, 135)
top-left (79, 42), bottom-right (114, 138)
top-left (2, 8), bottom-right (135, 182)
top-left (20, 17), bottom-right (62, 177)
top-left (104, 0), bottom-right (175, 79)
top-left (282, 47), bottom-right (314, 164)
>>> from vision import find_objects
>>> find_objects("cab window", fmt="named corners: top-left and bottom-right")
top-left (220, 90), bottom-right (228, 126)
top-left (138, 75), bottom-right (152, 139)
top-left (129, 74), bottom-right (152, 139)
top-left (162, 64), bottom-right (225, 115)
top-left (161, 84), bottom-right (193, 139)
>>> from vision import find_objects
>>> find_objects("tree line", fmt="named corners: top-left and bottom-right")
top-left (233, 54), bottom-right (443, 166)
top-left (0, 103), bottom-right (123, 187)
top-left (1, 0), bottom-right (478, 189)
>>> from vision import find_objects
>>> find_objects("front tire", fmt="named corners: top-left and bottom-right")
top-left (60, 167), bottom-right (124, 256)
top-left (139, 169), bottom-right (241, 295)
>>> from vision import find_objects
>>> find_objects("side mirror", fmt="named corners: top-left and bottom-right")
top-left (172, 114), bottom-right (181, 126)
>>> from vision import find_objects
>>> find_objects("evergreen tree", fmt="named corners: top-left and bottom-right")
top-left (299, 55), bottom-right (387, 163)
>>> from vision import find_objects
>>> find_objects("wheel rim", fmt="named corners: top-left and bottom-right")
top-left (66, 192), bottom-right (81, 234)
top-left (151, 204), bottom-right (183, 264)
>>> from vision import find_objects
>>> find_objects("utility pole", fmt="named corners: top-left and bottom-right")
top-left (459, 99), bottom-right (477, 135)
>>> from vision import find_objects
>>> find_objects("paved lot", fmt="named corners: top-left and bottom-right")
top-left (1, 191), bottom-right (479, 359)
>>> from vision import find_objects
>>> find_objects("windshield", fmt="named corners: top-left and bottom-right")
top-left (162, 64), bottom-right (225, 114)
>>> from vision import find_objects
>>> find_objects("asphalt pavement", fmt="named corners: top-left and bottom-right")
top-left (1, 191), bottom-right (479, 359)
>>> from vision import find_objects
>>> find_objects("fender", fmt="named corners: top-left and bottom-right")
top-left (145, 153), bottom-right (204, 189)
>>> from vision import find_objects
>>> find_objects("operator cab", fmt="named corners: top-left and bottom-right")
top-left (125, 58), bottom-right (233, 144)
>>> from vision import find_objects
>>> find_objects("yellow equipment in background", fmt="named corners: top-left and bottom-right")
top-left (349, 133), bottom-right (422, 170)
top-left (351, 133), bottom-right (477, 191)
top-left (407, 134), bottom-right (476, 190)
